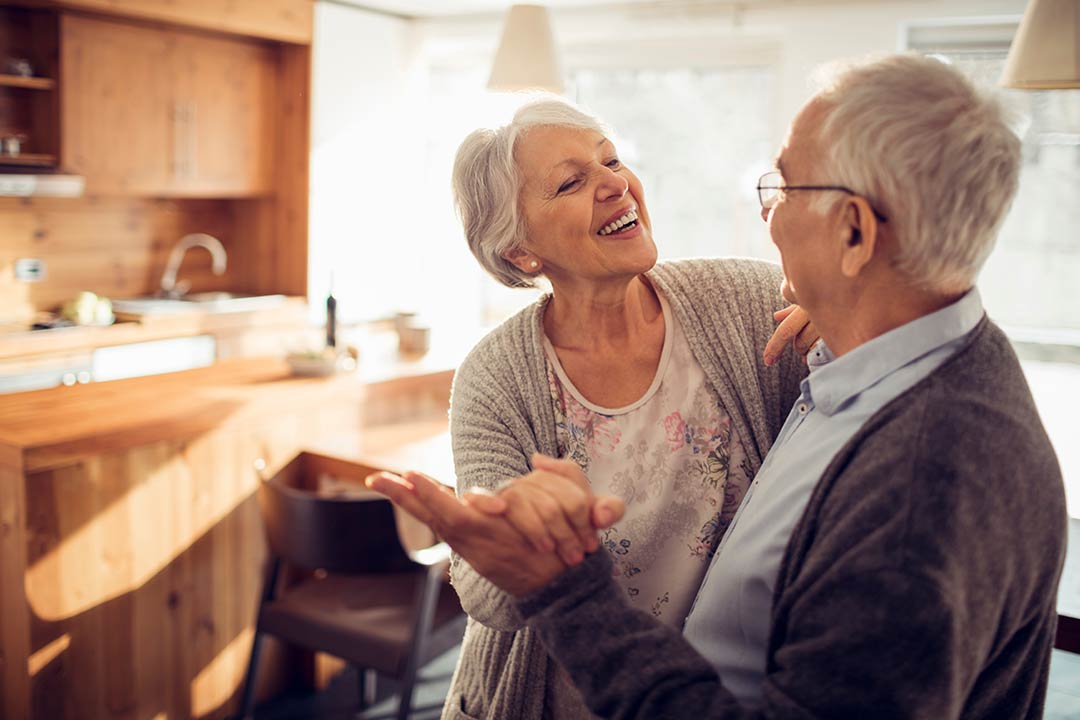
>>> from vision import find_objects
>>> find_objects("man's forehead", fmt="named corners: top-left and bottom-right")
top-left (777, 98), bottom-right (828, 172)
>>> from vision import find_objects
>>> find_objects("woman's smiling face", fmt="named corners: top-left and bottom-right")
top-left (513, 125), bottom-right (657, 285)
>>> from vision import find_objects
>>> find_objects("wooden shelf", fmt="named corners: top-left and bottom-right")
top-left (0, 74), bottom-right (55, 90)
top-left (0, 153), bottom-right (55, 168)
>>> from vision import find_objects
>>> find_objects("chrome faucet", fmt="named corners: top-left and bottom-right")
top-left (159, 233), bottom-right (227, 298)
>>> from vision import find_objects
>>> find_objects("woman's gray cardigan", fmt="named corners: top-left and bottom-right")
top-left (443, 258), bottom-right (807, 720)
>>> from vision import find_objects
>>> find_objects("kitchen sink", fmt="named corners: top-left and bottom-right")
top-left (112, 292), bottom-right (286, 316)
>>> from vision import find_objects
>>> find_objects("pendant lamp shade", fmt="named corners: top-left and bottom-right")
top-left (487, 4), bottom-right (564, 93)
top-left (1001, 0), bottom-right (1080, 89)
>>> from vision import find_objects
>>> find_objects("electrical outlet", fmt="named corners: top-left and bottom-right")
top-left (14, 258), bottom-right (45, 283)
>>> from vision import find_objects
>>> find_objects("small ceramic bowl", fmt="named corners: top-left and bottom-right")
top-left (285, 351), bottom-right (339, 377)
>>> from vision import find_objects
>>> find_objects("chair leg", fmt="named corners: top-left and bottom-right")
top-left (356, 666), bottom-right (377, 708)
top-left (238, 630), bottom-right (266, 719)
top-left (396, 566), bottom-right (445, 720)
top-left (238, 557), bottom-right (281, 719)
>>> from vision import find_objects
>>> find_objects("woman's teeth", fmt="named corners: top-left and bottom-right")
top-left (598, 208), bottom-right (639, 236)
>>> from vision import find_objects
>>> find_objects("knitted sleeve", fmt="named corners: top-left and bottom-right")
top-left (446, 336), bottom-right (536, 632)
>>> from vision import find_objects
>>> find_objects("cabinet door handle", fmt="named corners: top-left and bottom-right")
top-left (188, 102), bottom-right (197, 179)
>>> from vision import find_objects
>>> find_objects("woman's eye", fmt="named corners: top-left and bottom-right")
top-left (557, 178), bottom-right (579, 194)
top-left (605, 158), bottom-right (621, 169)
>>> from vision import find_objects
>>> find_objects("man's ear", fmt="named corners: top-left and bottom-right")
top-left (839, 197), bottom-right (879, 279)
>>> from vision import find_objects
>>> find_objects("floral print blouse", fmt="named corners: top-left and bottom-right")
top-left (543, 292), bottom-right (751, 626)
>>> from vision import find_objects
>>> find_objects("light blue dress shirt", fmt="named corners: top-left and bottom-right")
top-left (681, 289), bottom-right (986, 708)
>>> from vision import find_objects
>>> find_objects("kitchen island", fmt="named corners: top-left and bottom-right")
top-left (0, 355), bottom-right (454, 720)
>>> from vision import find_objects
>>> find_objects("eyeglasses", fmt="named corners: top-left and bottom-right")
top-left (756, 170), bottom-right (888, 222)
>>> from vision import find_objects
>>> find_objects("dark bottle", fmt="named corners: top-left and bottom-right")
top-left (326, 284), bottom-right (337, 349)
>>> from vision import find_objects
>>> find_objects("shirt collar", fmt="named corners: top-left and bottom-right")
top-left (806, 288), bottom-right (985, 416)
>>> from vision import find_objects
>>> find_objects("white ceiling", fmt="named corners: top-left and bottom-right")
top-left (331, 0), bottom-right (758, 19)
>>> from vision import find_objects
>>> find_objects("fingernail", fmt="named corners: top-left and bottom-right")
top-left (540, 538), bottom-right (555, 552)
top-left (597, 506), bottom-right (614, 526)
top-left (763, 354), bottom-right (775, 366)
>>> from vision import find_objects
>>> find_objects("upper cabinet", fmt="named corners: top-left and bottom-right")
top-left (0, 6), bottom-right (61, 169)
top-left (61, 14), bottom-right (275, 197)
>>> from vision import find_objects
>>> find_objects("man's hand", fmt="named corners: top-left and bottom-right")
top-left (465, 454), bottom-right (626, 567)
top-left (764, 304), bottom-right (820, 366)
top-left (365, 470), bottom-right (570, 597)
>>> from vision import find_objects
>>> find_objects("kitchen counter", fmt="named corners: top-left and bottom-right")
top-left (0, 357), bottom-right (356, 473)
top-left (0, 349), bottom-right (460, 720)
top-left (0, 296), bottom-right (310, 361)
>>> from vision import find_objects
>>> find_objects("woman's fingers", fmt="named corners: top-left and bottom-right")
top-left (764, 304), bottom-right (812, 366)
top-left (794, 320), bottom-right (821, 357)
top-left (536, 473), bottom-right (598, 554)
top-left (531, 453), bottom-right (591, 491)
top-left (463, 487), bottom-right (508, 515)
top-left (773, 304), bottom-right (797, 322)
top-left (763, 304), bottom-right (805, 365)
top-left (493, 467), bottom-right (599, 563)
top-left (592, 495), bottom-right (626, 529)
top-left (495, 481), bottom-right (558, 553)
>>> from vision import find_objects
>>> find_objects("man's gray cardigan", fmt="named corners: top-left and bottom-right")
top-left (518, 316), bottom-right (1068, 719)
top-left (444, 258), bottom-right (807, 719)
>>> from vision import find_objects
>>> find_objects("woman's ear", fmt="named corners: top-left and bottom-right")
top-left (839, 197), bottom-right (878, 279)
top-left (503, 247), bottom-right (541, 273)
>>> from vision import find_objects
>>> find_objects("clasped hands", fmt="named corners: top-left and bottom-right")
top-left (365, 454), bottom-right (625, 597)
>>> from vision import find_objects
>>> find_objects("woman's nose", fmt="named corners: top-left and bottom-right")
top-left (760, 204), bottom-right (771, 223)
top-left (596, 168), bottom-right (628, 201)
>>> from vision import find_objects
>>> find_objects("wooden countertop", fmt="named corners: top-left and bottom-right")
top-left (0, 354), bottom-right (457, 473)
top-left (0, 297), bottom-right (309, 361)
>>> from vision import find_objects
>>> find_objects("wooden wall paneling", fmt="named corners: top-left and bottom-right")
top-left (0, 197), bottom-right (243, 324)
top-left (54, 0), bottom-right (314, 45)
top-left (0, 449), bottom-right (30, 720)
top-left (233, 42), bottom-right (309, 298)
top-left (274, 43), bottom-right (311, 298)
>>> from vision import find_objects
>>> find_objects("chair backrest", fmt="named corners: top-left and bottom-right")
top-left (257, 475), bottom-right (418, 575)
top-left (1057, 613), bottom-right (1080, 654)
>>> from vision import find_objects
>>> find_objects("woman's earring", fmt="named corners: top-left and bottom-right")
top-left (529, 260), bottom-right (539, 270)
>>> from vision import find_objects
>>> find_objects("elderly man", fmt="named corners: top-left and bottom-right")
top-left (369, 54), bottom-right (1067, 719)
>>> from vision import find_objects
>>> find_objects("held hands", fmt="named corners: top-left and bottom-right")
top-left (466, 454), bottom-right (624, 566)
top-left (364, 458), bottom-right (624, 597)
top-left (763, 304), bottom-right (820, 366)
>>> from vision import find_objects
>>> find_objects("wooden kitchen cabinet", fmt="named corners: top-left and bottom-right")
top-left (0, 359), bottom-right (369, 720)
top-left (172, 32), bottom-right (275, 197)
top-left (61, 14), bottom-right (274, 197)
top-left (0, 6), bottom-right (61, 169)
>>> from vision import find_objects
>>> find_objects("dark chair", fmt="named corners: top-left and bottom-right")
top-left (1057, 613), bottom-right (1080, 653)
top-left (239, 452), bottom-right (466, 720)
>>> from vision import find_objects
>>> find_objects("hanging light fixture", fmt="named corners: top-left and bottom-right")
top-left (1001, 0), bottom-right (1080, 89)
top-left (487, 4), bottom-right (565, 94)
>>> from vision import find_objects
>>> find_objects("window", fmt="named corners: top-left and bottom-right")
top-left (569, 66), bottom-right (778, 262)
top-left (907, 20), bottom-right (1080, 520)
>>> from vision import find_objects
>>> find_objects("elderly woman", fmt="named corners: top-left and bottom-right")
top-left (442, 96), bottom-right (808, 720)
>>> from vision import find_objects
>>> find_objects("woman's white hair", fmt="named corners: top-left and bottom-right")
top-left (452, 94), bottom-right (610, 288)
top-left (811, 53), bottom-right (1022, 293)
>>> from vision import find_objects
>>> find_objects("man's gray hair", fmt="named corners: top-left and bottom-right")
top-left (813, 53), bottom-right (1021, 293)
top-left (452, 95), bottom-right (609, 288)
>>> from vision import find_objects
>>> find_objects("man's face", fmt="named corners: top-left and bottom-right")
top-left (762, 98), bottom-right (845, 313)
